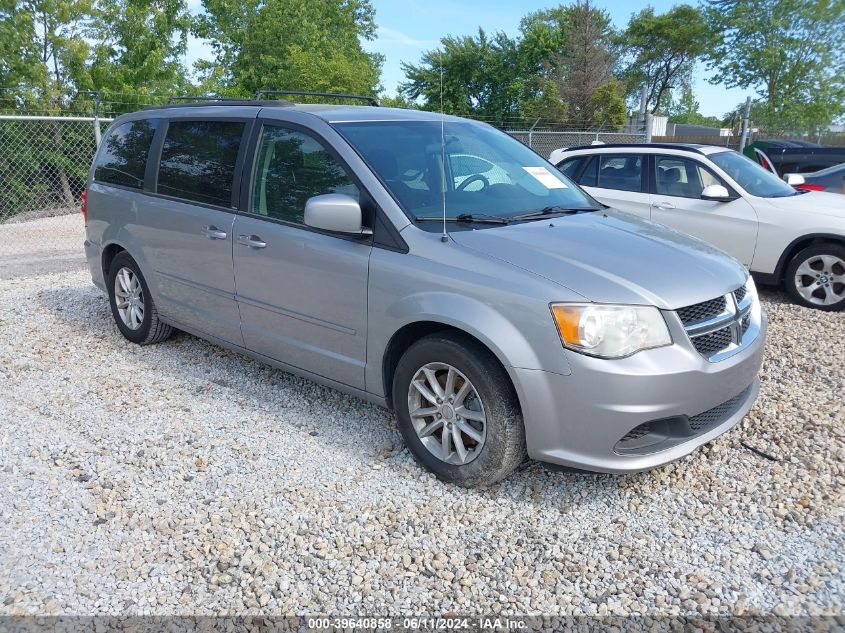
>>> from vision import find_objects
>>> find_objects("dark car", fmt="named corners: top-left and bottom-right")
top-left (744, 140), bottom-right (845, 176)
top-left (787, 163), bottom-right (845, 194)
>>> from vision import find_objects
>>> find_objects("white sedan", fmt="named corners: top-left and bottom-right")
top-left (551, 143), bottom-right (845, 310)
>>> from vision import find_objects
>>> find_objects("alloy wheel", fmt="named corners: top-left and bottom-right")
top-left (794, 254), bottom-right (845, 306)
top-left (114, 267), bottom-right (144, 330)
top-left (407, 362), bottom-right (487, 465)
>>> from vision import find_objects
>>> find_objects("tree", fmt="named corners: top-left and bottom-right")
top-left (586, 79), bottom-right (626, 130)
top-left (400, 29), bottom-right (523, 123)
top-left (704, 0), bottom-right (845, 133)
top-left (378, 93), bottom-right (413, 108)
top-left (556, 0), bottom-right (618, 128)
top-left (515, 10), bottom-right (568, 124)
top-left (87, 0), bottom-right (192, 107)
top-left (520, 77), bottom-right (569, 124)
top-left (15, 0), bottom-right (92, 101)
top-left (621, 5), bottom-right (713, 115)
top-left (194, 0), bottom-right (382, 97)
top-left (515, 2), bottom-right (620, 128)
top-left (0, 0), bottom-right (45, 99)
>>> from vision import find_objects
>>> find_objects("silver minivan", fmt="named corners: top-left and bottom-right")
top-left (83, 95), bottom-right (767, 486)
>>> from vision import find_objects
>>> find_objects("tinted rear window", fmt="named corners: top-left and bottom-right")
top-left (94, 119), bottom-right (158, 189)
top-left (157, 120), bottom-right (245, 207)
top-left (558, 157), bottom-right (583, 178)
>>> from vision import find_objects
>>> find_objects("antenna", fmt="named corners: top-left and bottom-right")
top-left (439, 51), bottom-right (448, 243)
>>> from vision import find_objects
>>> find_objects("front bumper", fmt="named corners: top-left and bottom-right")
top-left (514, 311), bottom-right (767, 473)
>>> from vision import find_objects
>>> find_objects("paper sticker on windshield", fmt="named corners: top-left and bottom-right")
top-left (523, 166), bottom-right (567, 189)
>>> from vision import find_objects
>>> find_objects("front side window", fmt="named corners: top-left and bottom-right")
top-left (157, 120), bottom-right (245, 207)
top-left (251, 126), bottom-right (359, 225)
top-left (709, 150), bottom-right (797, 198)
top-left (655, 156), bottom-right (725, 199)
top-left (94, 119), bottom-right (158, 189)
top-left (333, 120), bottom-right (597, 227)
top-left (597, 154), bottom-right (643, 192)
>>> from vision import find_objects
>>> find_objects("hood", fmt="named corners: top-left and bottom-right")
top-left (763, 191), bottom-right (845, 218)
top-left (450, 210), bottom-right (747, 310)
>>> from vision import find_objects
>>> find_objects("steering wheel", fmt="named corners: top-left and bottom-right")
top-left (456, 174), bottom-right (490, 192)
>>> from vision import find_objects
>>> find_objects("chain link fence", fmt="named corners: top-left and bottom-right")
top-left (505, 130), bottom-right (647, 159)
top-left (0, 114), bottom-right (113, 257)
top-left (0, 113), bottom-right (648, 261)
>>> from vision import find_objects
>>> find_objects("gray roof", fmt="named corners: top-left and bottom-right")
top-left (140, 101), bottom-right (466, 124)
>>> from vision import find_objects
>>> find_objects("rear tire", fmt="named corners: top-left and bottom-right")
top-left (107, 252), bottom-right (174, 345)
top-left (784, 243), bottom-right (845, 311)
top-left (392, 332), bottom-right (526, 486)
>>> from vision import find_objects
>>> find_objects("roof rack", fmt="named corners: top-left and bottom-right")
top-left (144, 98), bottom-right (292, 111)
top-left (166, 96), bottom-right (245, 104)
top-left (562, 143), bottom-right (707, 154)
top-left (255, 90), bottom-right (379, 107)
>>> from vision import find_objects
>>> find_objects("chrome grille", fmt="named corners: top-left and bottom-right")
top-left (741, 314), bottom-right (750, 335)
top-left (676, 283), bottom-right (755, 362)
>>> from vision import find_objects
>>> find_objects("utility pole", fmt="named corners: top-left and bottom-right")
top-left (638, 84), bottom-right (648, 132)
top-left (528, 118), bottom-right (540, 149)
top-left (738, 96), bottom-right (752, 152)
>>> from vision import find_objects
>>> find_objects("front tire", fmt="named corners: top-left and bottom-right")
top-left (107, 252), bottom-right (174, 344)
top-left (784, 244), bottom-right (845, 311)
top-left (392, 332), bottom-right (526, 486)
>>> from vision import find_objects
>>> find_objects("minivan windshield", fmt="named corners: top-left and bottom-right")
top-left (709, 150), bottom-right (798, 198)
top-left (333, 120), bottom-right (600, 226)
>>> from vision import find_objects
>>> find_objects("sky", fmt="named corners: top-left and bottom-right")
top-left (184, 0), bottom-right (750, 119)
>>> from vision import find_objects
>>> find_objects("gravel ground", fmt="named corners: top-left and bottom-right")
top-left (0, 269), bottom-right (842, 617)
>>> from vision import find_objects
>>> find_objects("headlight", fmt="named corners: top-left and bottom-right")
top-left (745, 275), bottom-right (761, 320)
top-left (550, 303), bottom-right (672, 359)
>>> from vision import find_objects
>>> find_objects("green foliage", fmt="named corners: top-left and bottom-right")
top-left (399, 2), bottom-right (620, 128)
top-left (378, 93), bottom-right (413, 108)
top-left (0, 118), bottom-right (94, 217)
top-left (621, 4), bottom-right (713, 114)
top-left (704, 0), bottom-right (845, 133)
top-left (517, 1), bottom-right (619, 128)
top-left (194, 0), bottom-right (382, 97)
top-left (13, 0), bottom-right (93, 100)
top-left (399, 29), bottom-right (523, 123)
top-left (0, 0), bottom-right (45, 99)
top-left (520, 77), bottom-right (569, 124)
top-left (88, 0), bottom-right (193, 106)
top-left (586, 79), bottom-right (626, 131)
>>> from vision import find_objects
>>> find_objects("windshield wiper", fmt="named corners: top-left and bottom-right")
top-left (415, 213), bottom-right (510, 225)
top-left (508, 206), bottom-right (598, 221)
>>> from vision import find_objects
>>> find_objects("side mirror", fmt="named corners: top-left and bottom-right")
top-left (304, 194), bottom-right (372, 236)
top-left (784, 173), bottom-right (805, 186)
top-left (701, 184), bottom-right (733, 202)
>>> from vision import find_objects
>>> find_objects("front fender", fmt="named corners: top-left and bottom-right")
top-left (366, 290), bottom-right (571, 399)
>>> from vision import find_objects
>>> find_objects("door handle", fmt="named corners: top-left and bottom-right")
top-left (238, 234), bottom-right (267, 249)
top-left (653, 201), bottom-right (675, 210)
top-left (203, 225), bottom-right (228, 240)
